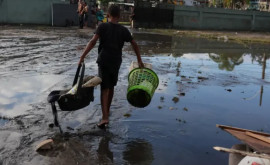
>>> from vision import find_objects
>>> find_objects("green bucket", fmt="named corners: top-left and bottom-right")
top-left (127, 68), bottom-right (159, 108)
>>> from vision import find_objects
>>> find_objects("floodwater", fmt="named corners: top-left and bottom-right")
top-left (0, 26), bottom-right (270, 165)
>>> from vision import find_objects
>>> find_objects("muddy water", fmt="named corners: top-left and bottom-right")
top-left (0, 27), bottom-right (270, 165)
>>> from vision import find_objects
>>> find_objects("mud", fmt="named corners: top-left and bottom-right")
top-left (0, 26), bottom-right (270, 165)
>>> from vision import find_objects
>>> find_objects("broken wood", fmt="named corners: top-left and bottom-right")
top-left (217, 124), bottom-right (270, 154)
top-left (213, 146), bottom-right (270, 159)
top-left (246, 131), bottom-right (270, 145)
top-left (216, 124), bottom-right (270, 136)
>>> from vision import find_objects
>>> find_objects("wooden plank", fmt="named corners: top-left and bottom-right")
top-left (213, 146), bottom-right (270, 159)
top-left (246, 132), bottom-right (270, 145)
top-left (225, 129), bottom-right (270, 154)
top-left (216, 124), bottom-right (270, 136)
top-left (216, 124), bottom-right (270, 154)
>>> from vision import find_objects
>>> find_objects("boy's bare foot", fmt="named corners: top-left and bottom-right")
top-left (96, 120), bottom-right (109, 129)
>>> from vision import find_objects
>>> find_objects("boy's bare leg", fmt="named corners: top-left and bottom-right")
top-left (100, 87), bottom-right (114, 124)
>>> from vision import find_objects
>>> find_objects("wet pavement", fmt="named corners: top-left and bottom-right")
top-left (0, 26), bottom-right (270, 165)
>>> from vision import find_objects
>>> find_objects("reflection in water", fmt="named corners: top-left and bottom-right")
top-left (36, 134), bottom-right (154, 165)
top-left (260, 53), bottom-right (267, 106)
top-left (96, 136), bottom-right (154, 165)
top-left (209, 53), bottom-right (244, 71)
top-left (123, 139), bottom-right (154, 165)
top-left (0, 75), bottom-right (64, 117)
top-left (97, 136), bottom-right (114, 164)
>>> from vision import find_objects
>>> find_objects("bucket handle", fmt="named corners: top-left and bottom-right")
top-left (72, 63), bottom-right (82, 87)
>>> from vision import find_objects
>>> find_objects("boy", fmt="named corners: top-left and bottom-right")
top-left (78, 4), bottom-right (144, 128)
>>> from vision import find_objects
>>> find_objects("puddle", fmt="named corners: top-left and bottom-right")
top-left (0, 27), bottom-right (270, 165)
top-left (123, 53), bottom-right (270, 165)
top-left (0, 118), bottom-right (7, 127)
top-left (0, 75), bottom-right (65, 118)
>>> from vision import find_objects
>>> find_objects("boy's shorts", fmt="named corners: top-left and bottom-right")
top-left (98, 65), bottom-right (120, 89)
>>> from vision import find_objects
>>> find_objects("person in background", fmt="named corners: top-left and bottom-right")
top-left (83, 2), bottom-right (89, 27)
top-left (77, 0), bottom-right (84, 29)
top-left (78, 4), bottom-right (144, 129)
top-left (96, 5), bottom-right (104, 26)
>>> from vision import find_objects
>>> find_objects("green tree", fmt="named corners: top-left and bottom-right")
top-left (209, 53), bottom-right (244, 71)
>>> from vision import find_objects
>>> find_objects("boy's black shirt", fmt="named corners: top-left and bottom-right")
top-left (96, 22), bottom-right (133, 67)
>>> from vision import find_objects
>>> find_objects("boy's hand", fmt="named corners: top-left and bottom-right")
top-left (138, 61), bottom-right (144, 68)
top-left (78, 57), bottom-right (84, 65)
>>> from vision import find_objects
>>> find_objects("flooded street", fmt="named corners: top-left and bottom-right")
top-left (1, 26), bottom-right (270, 165)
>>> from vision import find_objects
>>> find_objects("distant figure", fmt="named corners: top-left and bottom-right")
top-left (83, 2), bottom-right (89, 27)
top-left (77, 0), bottom-right (84, 29)
top-left (96, 5), bottom-right (104, 26)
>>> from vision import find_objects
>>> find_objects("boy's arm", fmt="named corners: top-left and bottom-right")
top-left (130, 39), bottom-right (144, 68)
top-left (79, 34), bottom-right (99, 64)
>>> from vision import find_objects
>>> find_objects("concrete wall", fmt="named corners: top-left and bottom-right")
top-left (174, 6), bottom-right (270, 31)
top-left (133, 3), bottom-right (270, 31)
top-left (0, 0), bottom-right (68, 25)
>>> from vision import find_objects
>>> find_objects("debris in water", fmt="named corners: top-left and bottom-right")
top-left (48, 123), bottom-right (54, 128)
top-left (36, 139), bottom-right (54, 151)
top-left (226, 89), bottom-right (232, 92)
top-left (198, 71), bottom-right (202, 74)
top-left (183, 107), bottom-right (188, 111)
top-left (158, 106), bottom-right (163, 109)
top-left (160, 96), bottom-right (164, 102)
top-left (177, 62), bottom-right (181, 68)
top-left (169, 107), bottom-right (174, 110)
top-left (197, 76), bottom-right (208, 80)
top-left (124, 113), bottom-right (131, 118)
top-left (172, 97), bottom-right (179, 103)
top-left (67, 126), bottom-right (74, 131)
top-left (176, 118), bottom-right (181, 122)
top-left (180, 93), bottom-right (185, 96)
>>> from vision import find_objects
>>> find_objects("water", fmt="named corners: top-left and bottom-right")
top-left (0, 27), bottom-right (270, 165)
top-left (123, 54), bottom-right (270, 165)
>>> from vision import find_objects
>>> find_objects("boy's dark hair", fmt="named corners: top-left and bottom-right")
top-left (108, 4), bottom-right (120, 18)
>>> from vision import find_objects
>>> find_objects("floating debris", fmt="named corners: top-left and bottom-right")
top-left (48, 123), bottom-right (54, 128)
top-left (176, 118), bottom-right (182, 122)
top-left (198, 76), bottom-right (209, 80)
top-left (160, 96), bottom-right (165, 102)
top-left (66, 126), bottom-right (74, 131)
top-left (172, 97), bottom-right (179, 103)
top-left (123, 113), bottom-right (131, 118)
top-left (198, 71), bottom-right (202, 74)
top-left (180, 93), bottom-right (185, 96)
top-left (158, 106), bottom-right (163, 109)
top-left (226, 89), bottom-right (232, 92)
top-left (183, 107), bottom-right (188, 111)
top-left (177, 62), bottom-right (181, 68)
top-left (169, 107), bottom-right (174, 110)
